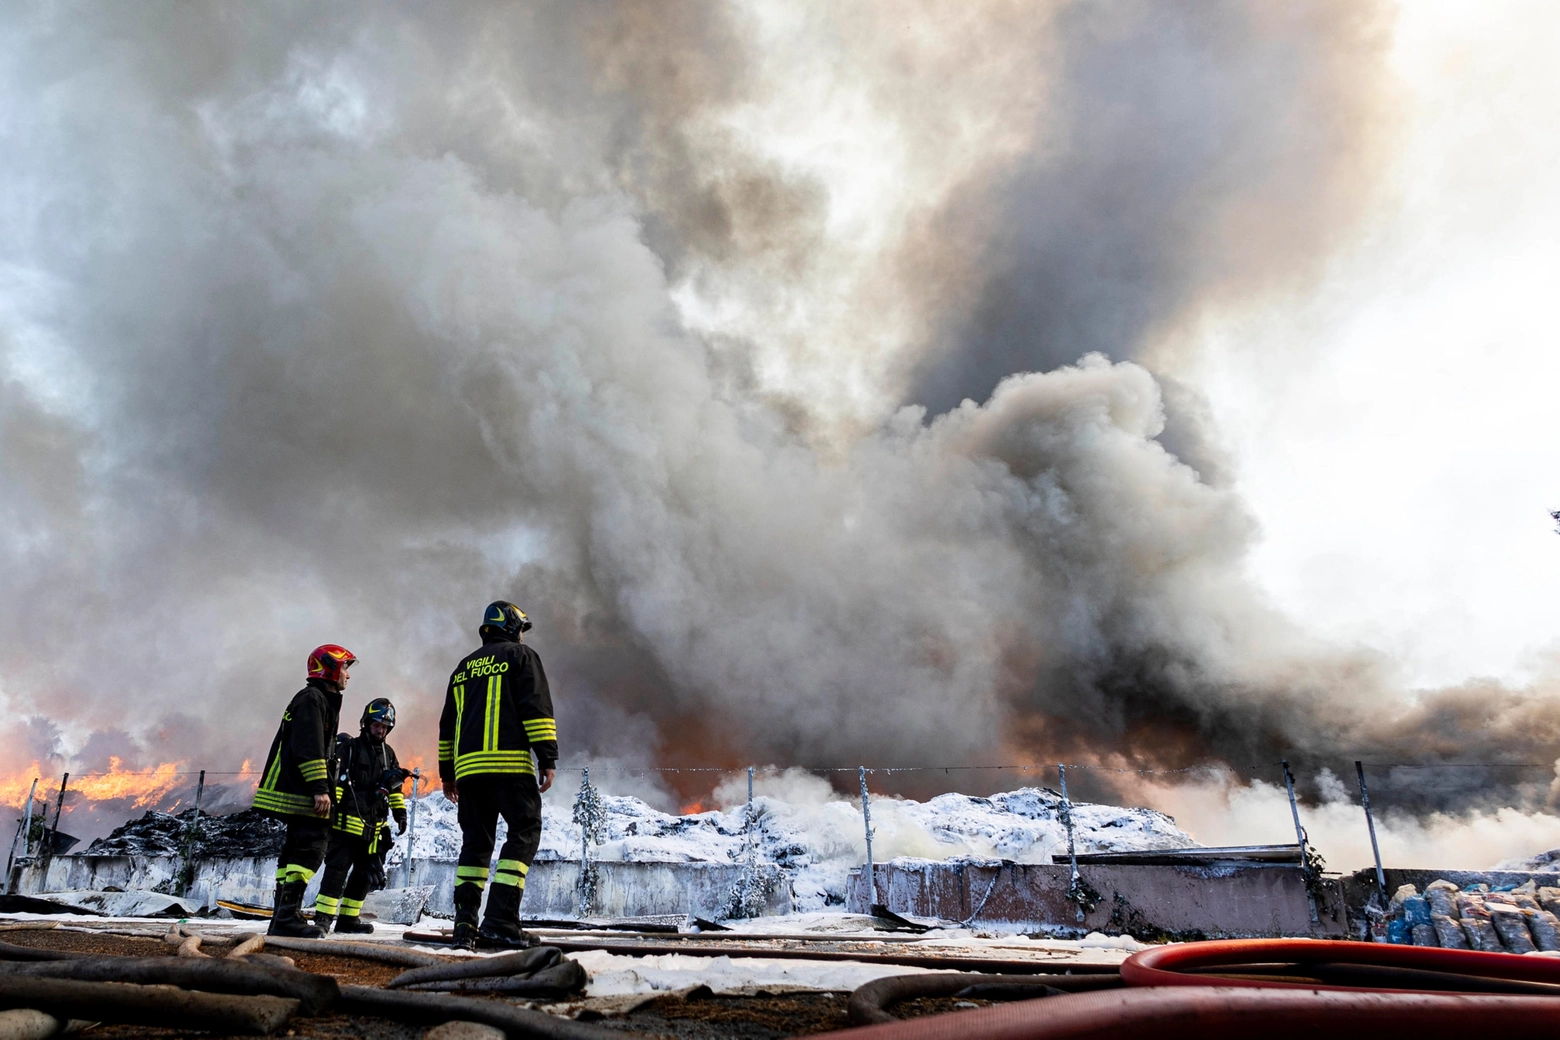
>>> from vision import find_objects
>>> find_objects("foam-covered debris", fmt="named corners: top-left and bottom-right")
top-left (386, 784), bottom-right (1194, 912)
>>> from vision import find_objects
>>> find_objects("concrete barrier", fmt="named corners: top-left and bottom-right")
top-left (848, 857), bottom-right (1348, 939)
top-left (14, 855), bottom-right (791, 921)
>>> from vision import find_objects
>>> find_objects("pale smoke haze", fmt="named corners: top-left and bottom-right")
top-left (0, 1), bottom-right (1556, 854)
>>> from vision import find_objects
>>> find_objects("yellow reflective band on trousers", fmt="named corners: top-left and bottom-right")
top-left (493, 858), bottom-right (529, 888)
top-left (484, 675), bottom-right (501, 750)
top-left (275, 863), bottom-right (316, 883)
top-left (455, 865), bottom-right (489, 890)
top-left (315, 894), bottom-right (341, 916)
top-left (339, 897), bottom-right (364, 917)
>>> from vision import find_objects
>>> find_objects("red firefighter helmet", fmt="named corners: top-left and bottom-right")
top-left (307, 644), bottom-right (357, 685)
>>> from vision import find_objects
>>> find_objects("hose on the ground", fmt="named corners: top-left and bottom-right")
top-left (847, 972), bottom-right (1123, 1025)
top-left (0, 976), bottom-right (297, 1036)
top-left (259, 935), bottom-right (444, 967)
top-left (1121, 937), bottom-right (1560, 991)
top-left (0, 955), bottom-right (339, 1015)
top-left (337, 984), bottom-right (644, 1040)
top-left (388, 946), bottom-right (560, 988)
top-left (816, 986), bottom-right (1560, 1040)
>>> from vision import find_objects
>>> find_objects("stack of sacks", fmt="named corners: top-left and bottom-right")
top-left (1387, 880), bottom-right (1560, 951)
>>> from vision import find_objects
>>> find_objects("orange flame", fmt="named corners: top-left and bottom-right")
top-left (679, 799), bottom-right (709, 815)
top-left (0, 758), bottom-right (189, 811)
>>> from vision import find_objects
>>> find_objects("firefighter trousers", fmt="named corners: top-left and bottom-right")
top-left (454, 774), bottom-right (542, 906)
top-left (274, 816), bottom-right (332, 884)
top-left (316, 831), bottom-right (386, 919)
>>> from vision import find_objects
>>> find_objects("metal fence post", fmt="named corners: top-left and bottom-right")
top-left (859, 766), bottom-right (876, 910)
top-left (1282, 760), bottom-right (1320, 925)
top-left (4, 779), bottom-right (38, 895)
top-left (404, 769), bottom-right (420, 888)
top-left (1355, 761), bottom-right (1386, 901)
top-left (1059, 764), bottom-right (1082, 923)
top-left (40, 774), bottom-right (68, 891)
top-left (177, 770), bottom-right (205, 897)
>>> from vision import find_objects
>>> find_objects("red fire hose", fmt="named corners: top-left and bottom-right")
top-left (815, 986), bottom-right (1560, 1040)
top-left (816, 939), bottom-right (1560, 1039)
top-left (1121, 937), bottom-right (1560, 991)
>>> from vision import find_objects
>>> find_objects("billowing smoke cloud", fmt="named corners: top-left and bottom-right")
top-left (1, 1), bottom-right (1554, 846)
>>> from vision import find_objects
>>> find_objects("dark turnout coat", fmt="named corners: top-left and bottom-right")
top-left (438, 637), bottom-right (557, 784)
top-left (332, 730), bottom-right (407, 854)
top-left (254, 679), bottom-right (342, 820)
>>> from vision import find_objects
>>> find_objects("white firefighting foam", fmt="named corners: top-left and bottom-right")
top-left (385, 782), bottom-right (1195, 912)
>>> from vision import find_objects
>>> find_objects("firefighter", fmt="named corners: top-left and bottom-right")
top-left (253, 644), bottom-right (353, 939)
top-left (439, 601), bottom-right (557, 950)
top-left (313, 698), bottom-right (410, 934)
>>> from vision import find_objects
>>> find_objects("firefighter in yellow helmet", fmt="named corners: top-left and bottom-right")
top-left (438, 601), bottom-right (557, 950)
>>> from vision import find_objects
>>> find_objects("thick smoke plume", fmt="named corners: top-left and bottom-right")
top-left (1, 2), bottom-right (1554, 844)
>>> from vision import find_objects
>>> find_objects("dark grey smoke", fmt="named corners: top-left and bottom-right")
top-left (901, 1), bottom-right (1391, 477)
top-left (0, 0), bottom-right (1553, 840)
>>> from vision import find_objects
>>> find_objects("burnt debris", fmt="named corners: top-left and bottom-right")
top-left (85, 808), bottom-right (285, 858)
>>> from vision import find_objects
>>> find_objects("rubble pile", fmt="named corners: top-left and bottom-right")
top-left (1384, 879), bottom-right (1560, 951)
top-left (85, 807), bottom-right (286, 858)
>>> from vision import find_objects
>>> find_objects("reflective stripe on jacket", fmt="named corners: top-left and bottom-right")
top-left (253, 681), bottom-right (342, 819)
top-left (438, 638), bottom-right (557, 783)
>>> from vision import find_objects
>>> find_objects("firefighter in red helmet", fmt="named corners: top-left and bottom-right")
top-left (253, 644), bottom-right (354, 938)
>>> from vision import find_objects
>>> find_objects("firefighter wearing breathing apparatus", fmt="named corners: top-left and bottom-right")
top-left (253, 644), bottom-right (353, 939)
top-left (439, 601), bottom-right (557, 950)
top-left (313, 698), bottom-right (410, 934)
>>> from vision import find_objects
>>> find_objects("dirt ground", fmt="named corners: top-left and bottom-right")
top-left (0, 925), bottom-right (998, 1039)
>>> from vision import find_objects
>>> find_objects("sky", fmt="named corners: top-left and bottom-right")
top-left (1, 0), bottom-right (1559, 866)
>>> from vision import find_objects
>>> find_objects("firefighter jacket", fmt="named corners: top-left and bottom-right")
top-left (438, 637), bottom-right (557, 784)
top-left (253, 679), bottom-right (342, 819)
top-left (332, 730), bottom-right (407, 854)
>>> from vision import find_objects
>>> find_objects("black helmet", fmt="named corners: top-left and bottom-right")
top-left (361, 698), bottom-right (395, 733)
top-left (480, 600), bottom-right (532, 641)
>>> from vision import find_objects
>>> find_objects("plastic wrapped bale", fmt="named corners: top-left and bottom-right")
top-left (1537, 886), bottom-right (1560, 917)
top-left (1511, 883), bottom-right (1560, 952)
top-left (1424, 880), bottom-right (1468, 948)
top-left (1428, 879), bottom-right (1460, 916)
top-left (1456, 891), bottom-right (1505, 952)
top-left (1431, 913), bottom-right (1469, 949)
top-left (1425, 880), bottom-right (1461, 919)
top-left (1486, 892), bottom-right (1538, 953)
top-left (1384, 884), bottom-right (1418, 945)
top-left (1401, 896), bottom-right (1437, 947)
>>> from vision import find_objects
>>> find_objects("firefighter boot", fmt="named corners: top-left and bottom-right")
top-left (452, 883), bottom-right (482, 951)
top-left (313, 913), bottom-right (336, 934)
top-left (267, 881), bottom-right (324, 939)
top-left (477, 884), bottom-right (535, 950)
top-left (335, 912), bottom-right (374, 934)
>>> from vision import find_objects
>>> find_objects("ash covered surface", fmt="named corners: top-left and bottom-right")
top-left (85, 807), bottom-right (285, 857)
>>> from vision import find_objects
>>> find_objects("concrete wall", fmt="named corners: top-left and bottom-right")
top-left (848, 857), bottom-right (1348, 939)
top-left (17, 855), bottom-right (790, 921)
